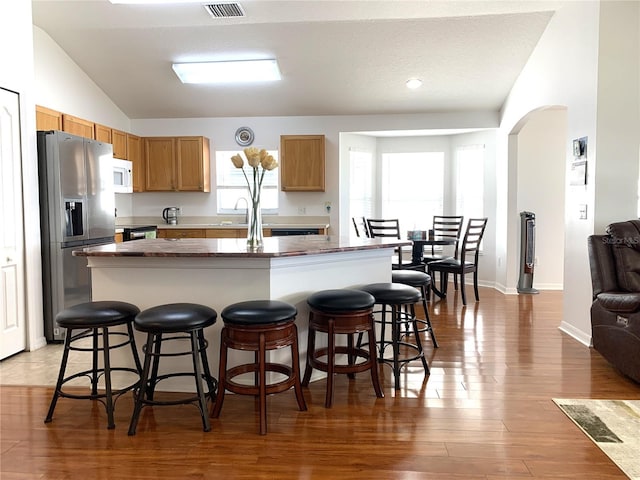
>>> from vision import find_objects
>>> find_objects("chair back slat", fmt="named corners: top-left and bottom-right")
top-left (352, 217), bottom-right (370, 238)
top-left (431, 215), bottom-right (464, 256)
top-left (366, 219), bottom-right (401, 239)
top-left (460, 218), bottom-right (488, 263)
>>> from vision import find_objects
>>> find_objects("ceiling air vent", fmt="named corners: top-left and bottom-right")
top-left (204, 2), bottom-right (245, 18)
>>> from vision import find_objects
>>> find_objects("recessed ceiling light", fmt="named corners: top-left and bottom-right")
top-left (172, 59), bottom-right (282, 84)
top-left (406, 78), bottom-right (423, 90)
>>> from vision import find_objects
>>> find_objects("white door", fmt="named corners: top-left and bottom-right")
top-left (0, 87), bottom-right (26, 359)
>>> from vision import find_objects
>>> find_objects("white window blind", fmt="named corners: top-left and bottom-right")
top-left (455, 145), bottom-right (484, 221)
top-left (381, 152), bottom-right (444, 233)
top-left (216, 150), bottom-right (279, 213)
top-left (349, 149), bottom-right (374, 221)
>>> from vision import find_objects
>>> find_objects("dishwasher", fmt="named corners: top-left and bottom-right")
top-left (270, 228), bottom-right (320, 236)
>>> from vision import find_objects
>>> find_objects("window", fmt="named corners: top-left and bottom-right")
top-left (349, 149), bottom-right (374, 236)
top-left (381, 152), bottom-right (444, 233)
top-left (455, 145), bottom-right (484, 221)
top-left (216, 150), bottom-right (279, 214)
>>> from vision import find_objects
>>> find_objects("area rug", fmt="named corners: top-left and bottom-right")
top-left (553, 399), bottom-right (640, 479)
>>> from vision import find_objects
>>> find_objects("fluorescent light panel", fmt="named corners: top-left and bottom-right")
top-left (172, 59), bottom-right (281, 84)
top-left (109, 1), bottom-right (202, 4)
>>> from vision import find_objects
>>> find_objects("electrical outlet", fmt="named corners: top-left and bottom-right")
top-left (298, 207), bottom-right (306, 215)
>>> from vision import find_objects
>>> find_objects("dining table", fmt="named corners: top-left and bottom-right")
top-left (409, 233), bottom-right (457, 299)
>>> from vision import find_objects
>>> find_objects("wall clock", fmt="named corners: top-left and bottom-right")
top-left (235, 127), bottom-right (254, 146)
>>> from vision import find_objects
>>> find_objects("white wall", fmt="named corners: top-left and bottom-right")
top-left (500, 1), bottom-right (640, 344)
top-left (33, 27), bottom-right (130, 131)
top-left (515, 108), bottom-right (566, 291)
top-left (1, 2), bottom-right (45, 349)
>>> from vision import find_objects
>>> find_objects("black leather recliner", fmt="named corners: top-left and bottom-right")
top-left (587, 219), bottom-right (640, 383)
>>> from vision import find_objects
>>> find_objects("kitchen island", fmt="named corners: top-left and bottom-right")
top-left (75, 235), bottom-right (409, 391)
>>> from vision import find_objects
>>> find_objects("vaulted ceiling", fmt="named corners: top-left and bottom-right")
top-left (31, 0), bottom-right (558, 119)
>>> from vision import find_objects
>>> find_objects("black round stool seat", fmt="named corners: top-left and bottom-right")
top-left (134, 303), bottom-right (217, 333)
top-left (56, 300), bottom-right (140, 328)
top-left (221, 300), bottom-right (296, 325)
top-left (44, 301), bottom-right (142, 430)
top-left (360, 283), bottom-right (421, 305)
top-left (128, 303), bottom-right (218, 435)
top-left (391, 270), bottom-right (431, 288)
top-left (307, 289), bottom-right (375, 313)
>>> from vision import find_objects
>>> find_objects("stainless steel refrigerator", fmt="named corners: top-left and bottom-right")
top-left (37, 130), bottom-right (115, 342)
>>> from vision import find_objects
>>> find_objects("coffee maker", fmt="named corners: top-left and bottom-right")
top-left (162, 207), bottom-right (180, 225)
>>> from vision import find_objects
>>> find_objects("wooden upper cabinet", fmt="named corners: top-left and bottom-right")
top-left (177, 136), bottom-right (210, 192)
top-left (94, 123), bottom-right (112, 143)
top-left (36, 105), bottom-right (62, 131)
top-left (144, 137), bottom-right (176, 191)
top-left (144, 136), bottom-right (210, 192)
top-left (280, 135), bottom-right (325, 191)
top-left (127, 134), bottom-right (145, 192)
top-left (62, 114), bottom-right (95, 139)
top-left (112, 129), bottom-right (128, 159)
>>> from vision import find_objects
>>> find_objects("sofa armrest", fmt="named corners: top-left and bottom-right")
top-left (596, 292), bottom-right (640, 313)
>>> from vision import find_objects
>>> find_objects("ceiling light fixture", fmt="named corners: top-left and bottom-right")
top-left (406, 78), bottom-right (423, 90)
top-left (109, 0), bottom-right (203, 4)
top-left (172, 59), bottom-right (281, 84)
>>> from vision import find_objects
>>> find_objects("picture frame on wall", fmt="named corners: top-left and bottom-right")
top-left (573, 139), bottom-right (582, 157)
top-left (570, 160), bottom-right (587, 186)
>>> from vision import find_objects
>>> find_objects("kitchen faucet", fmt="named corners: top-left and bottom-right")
top-left (234, 197), bottom-right (249, 224)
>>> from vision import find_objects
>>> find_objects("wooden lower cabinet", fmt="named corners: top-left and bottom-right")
top-left (159, 228), bottom-right (273, 239)
top-left (158, 229), bottom-right (205, 239)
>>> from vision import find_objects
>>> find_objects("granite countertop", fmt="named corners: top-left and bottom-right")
top-left (74, 236), bottom-right (410, 258)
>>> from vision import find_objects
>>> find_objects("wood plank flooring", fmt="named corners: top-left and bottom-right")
top-left (1, 288), bottom-right (639, 479)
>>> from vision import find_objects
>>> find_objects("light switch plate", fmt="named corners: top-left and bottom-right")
top-left (579, 204), bottom-right (588, 219)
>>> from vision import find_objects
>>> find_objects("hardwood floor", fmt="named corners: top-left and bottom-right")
top-left (1, 287), bottom-right (639, 479)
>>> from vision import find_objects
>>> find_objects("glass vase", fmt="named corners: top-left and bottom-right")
top-left (246, 197), bottom-right (264, 250)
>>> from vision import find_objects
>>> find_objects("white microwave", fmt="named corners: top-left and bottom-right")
top-left (113, 158), bottom-right (133, 193)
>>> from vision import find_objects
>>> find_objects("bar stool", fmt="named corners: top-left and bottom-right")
top-left (44, 301), bottom-right (142, 429)
top-left (359, 283), bottom-right (430, 390)
top-left (391, 270), bottom-right (438, 347)
top-left (128, 303), bottom-right (218, 435)
top-left (210, 300), bottom-right (307, 435)
top-left (302, 289), bottom-right (384, 408)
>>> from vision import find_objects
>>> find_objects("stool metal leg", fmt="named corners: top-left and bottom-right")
top-left (197, 329), bottom-right (217, 400)
top-left (91, 329), bottom-right (99, 396)
top-left (210, 328), bottom-right (228, 418)
top-left (101, 326), bottom-right (116, 429)
top-left (391, 305), bottom-right (401, 390)
top-left (128, 333), bottom-right (155, 436)
top-left (409, 304), bottom-right (429, 375)
top-left (420, 285), bottom-right (438, 348)
top-left (45, 328), bottom-right (73, 423)
top-left (189, 331), bottom-right (211, 432)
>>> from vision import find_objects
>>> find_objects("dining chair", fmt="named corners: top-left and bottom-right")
top-left (351, 216), bottom-right (370, 238)
top-left (366, 218), bottom-right (422, 270)
top-left (422, 215), bottom-right (464, 264)
top-left (427, 218), bottom-right (488, 305)
top-left (423, 215), bottom-right (464, 290)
